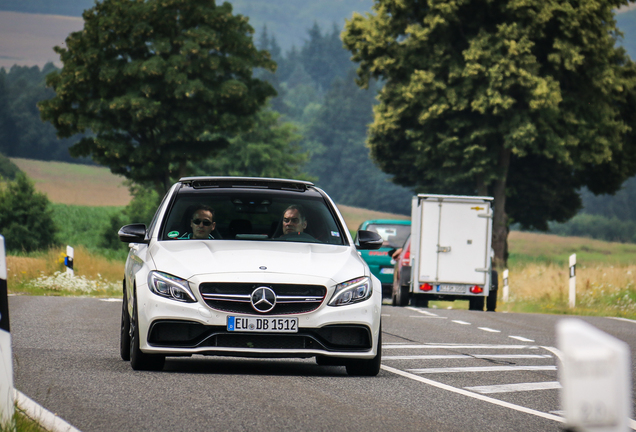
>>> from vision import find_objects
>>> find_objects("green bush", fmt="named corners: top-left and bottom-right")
top-left (549, 213), bottom-right (636, 243)
top-left (100, 185), bottom-right (160, 250)
top-left (0, 172), bottom-right (58, 252)
top-left (0, 152), bottom-right (20, 180)
top-left (51, 203), bottom-right (123, 250)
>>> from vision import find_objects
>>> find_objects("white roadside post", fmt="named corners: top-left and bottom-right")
top-left (558, 319), bottom-right (632, 432)
top-left (65, 245), bottom-right (74, 277)
top-left (569, 253), bottom-right (576, 309)
top-left (502, 269), bottom-right (509, 303)
top-left (0, 235), bottom-right (15, 426)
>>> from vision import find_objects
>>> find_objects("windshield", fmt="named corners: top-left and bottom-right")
top-left (159, 188), bottom-right (346, 245)
top-left (365, 223), bottom-right (410, 248)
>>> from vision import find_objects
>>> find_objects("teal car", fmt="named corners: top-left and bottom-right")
top-left (356, 219), bottom-right (411, 298)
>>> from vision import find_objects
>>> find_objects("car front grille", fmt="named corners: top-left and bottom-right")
top-left (199, 282), bottom-right (327, 315)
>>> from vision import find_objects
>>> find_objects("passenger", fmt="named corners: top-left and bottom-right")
top-left (281, 204), bottom-right (307, 236)
top-left (179, 205), bottom-right (216, 239)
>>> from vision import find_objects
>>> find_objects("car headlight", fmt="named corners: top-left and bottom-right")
top-left (328, 276), bottom-right (372, 306)
top-left (148, 271), bottom-right (196, 303)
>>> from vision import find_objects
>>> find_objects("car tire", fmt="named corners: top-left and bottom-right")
top-left (469, 296), bottom-right (485, 311)
top-left (396, 284), bottom-right (410, 307)
top-left (486, 270), bottom-right (498, 312)
top-left (130, 290), bottom-right (165, 371)
top-left (345, 324), bottom-right (382, 377)
top-left (120, 282), bottom-right (131, 361)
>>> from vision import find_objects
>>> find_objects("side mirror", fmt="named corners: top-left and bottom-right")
top-left (118, 224), bottom-right (148, 244)
top-left (356, 230), bottom-right (383, 250)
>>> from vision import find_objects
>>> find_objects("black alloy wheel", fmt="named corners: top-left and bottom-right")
top-left (130, 290), bottom-right (165, 371)
top-left (120, 282), bottom-right (131, 361)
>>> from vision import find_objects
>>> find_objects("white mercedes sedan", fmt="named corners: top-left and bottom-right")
top-left (118, 177), bottom-right (384, 375)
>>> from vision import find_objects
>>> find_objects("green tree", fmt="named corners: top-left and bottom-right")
top-left (0, 172), bottom-right (58, 252)
top-left (0, 152), bottom-right (21, 180)
top-left (304, 73), bottom-right (413, 214)
top-left (191, 108), bottom-right (310, 179)
top-left (101, 184), bottom-right (160, 251)
top-left (343, 0), bottom-right (636, 266)
top-left (38, 0), bottom-right (277, 195)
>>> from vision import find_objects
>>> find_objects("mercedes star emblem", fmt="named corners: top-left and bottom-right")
top-left (251, 286), bottom-right (276, 313)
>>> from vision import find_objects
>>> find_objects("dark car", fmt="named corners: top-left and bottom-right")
top-left (356, 219), bottom-right (411, 298)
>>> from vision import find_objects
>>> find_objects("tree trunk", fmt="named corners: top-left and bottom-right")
top-left (492, 147), bottom-right (511, 269)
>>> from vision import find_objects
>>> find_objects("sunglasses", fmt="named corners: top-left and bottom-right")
top-left (192, 219), bottom-right (213, 226)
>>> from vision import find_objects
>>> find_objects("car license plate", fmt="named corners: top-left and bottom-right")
top-left (380, 267), bottom-right (394, 275)
top-left (227, 316), bottom-right (298, 333)
top-left (436, 284), bottom-right (466, 293)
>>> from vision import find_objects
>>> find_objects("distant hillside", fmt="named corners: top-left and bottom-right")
top-left (1, 1), bottom-right (634, 68)
top-left (0, 0), bottom-right (373, 52)
top-left (617, 8), bottom-right (636, 60)
top-left (8, 157), bottom-right (408, 226)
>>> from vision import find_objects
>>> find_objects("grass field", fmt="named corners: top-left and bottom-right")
top-left (11, 158), bottom-right (131, 206)
top-left (4, 158), bottom-right (636, 318)
top-left (0, 11), bottom-right (83, 70)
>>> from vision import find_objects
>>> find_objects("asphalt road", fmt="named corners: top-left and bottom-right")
top-left (9, 296), bottom-right (636, 432)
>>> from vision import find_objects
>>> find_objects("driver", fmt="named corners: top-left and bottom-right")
top-left (281, 205), bottom-right (307, 236)
top-left (179, 205), bottom-right (216, 239)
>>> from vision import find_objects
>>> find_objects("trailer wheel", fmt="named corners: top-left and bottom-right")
top-left (396, 284), bottom-right (410, 306)
top-left (413, 295), bottom-right (429, 308)
top-left (486, 270), bottom-right (498, 312)
top-left (468, 296), bottom-right (484, 311)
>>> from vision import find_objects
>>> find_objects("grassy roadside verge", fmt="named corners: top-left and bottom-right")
top-left (4, 211), bottom-right (636, 319)
top-left (1, 408), bottom-right (47, 432)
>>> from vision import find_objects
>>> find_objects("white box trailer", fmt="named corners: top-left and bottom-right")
top-left (401, 194), bottom-right (497, 311)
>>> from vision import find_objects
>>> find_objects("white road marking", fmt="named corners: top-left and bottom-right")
top-left (408, 316), bottom-right (447, 319)
top-left (384, 354), bottom-right (553, 360)
top-left (540, 346), bottom-right (564, 364)
top-left (465, 381), bottom-right (562, 394)
top-left (509, 335), bottom-right (534, 342)
top-left (381, 314), bottom-right (391, 317)
top-left (381, 365), bottom-right (565, 423)
top-left (99, 298), bottom-right (122, 302)
top-left (408, 365), bottom-right (557, 374)
top-left (383, 344), bottom-right (539, 350)
top-left (15, 389), bottom-right (82, 432)
top-left (478, 327), bottom-right (500, 333)
top-left (452, 320), bottom-right (471, 325)
top-left (610, 317), bottom-right (636, 324)
top-left (405, 306), bottom-right (439, 317)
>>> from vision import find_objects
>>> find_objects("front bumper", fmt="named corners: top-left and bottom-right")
top-left (135, 279), bottom-right (382, 359)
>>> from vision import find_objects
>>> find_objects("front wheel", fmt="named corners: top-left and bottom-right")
top-left (346, 325), bottom-right (381, 376)
top-left (130, 292), bottom-right (165, 371)
top-left (120, 282), bottom-right (131, 361)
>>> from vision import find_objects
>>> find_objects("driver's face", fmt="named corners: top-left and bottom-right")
top-left (191, 210), bottom-right (215, 239)
top-left (282, 209), bottom-right (306, 234)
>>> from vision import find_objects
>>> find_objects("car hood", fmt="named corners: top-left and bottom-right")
top-left (149, 240), bottom-right (367, 284)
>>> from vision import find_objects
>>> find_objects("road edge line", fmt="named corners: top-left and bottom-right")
top-left (381, 364), bottom-right (565, 423)
top-left (14, 389), bottom-right (82, 432)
